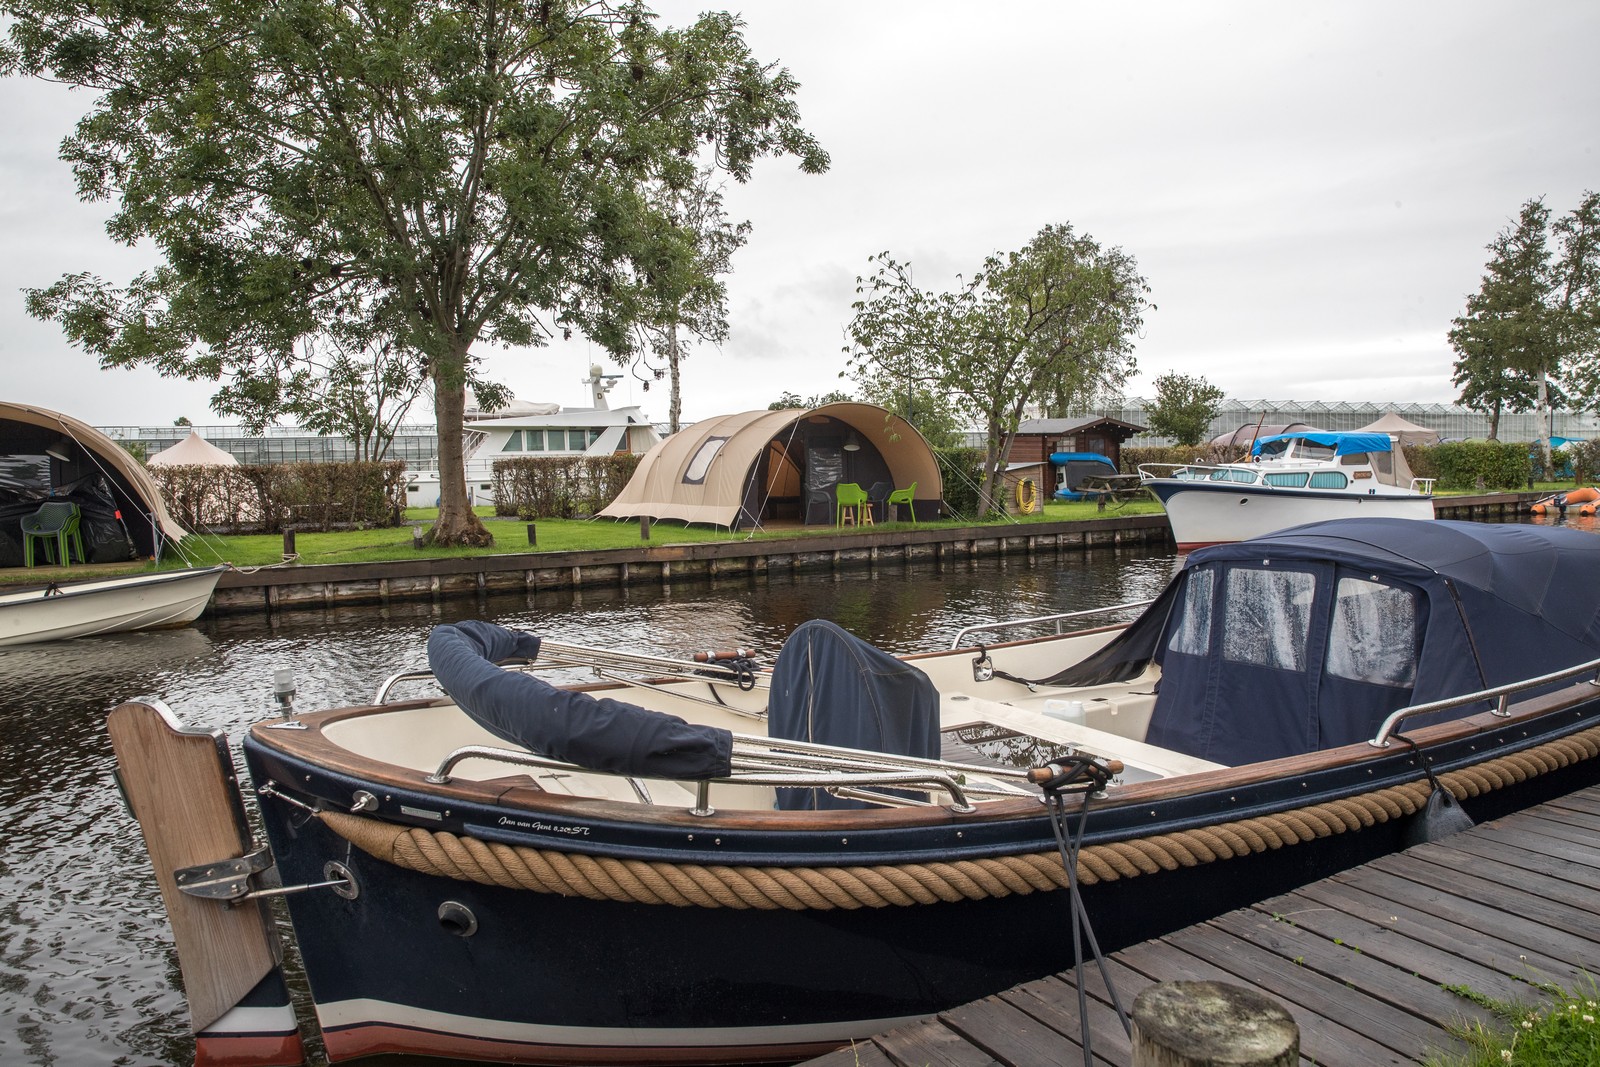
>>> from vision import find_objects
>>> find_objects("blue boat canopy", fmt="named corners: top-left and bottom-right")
top-left (1250, 431), bottom-right (1392, 457)
top-left (1038, 518), bottom-right (1600, 766)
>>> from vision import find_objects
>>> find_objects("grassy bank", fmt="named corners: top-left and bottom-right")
top-left (3, 497), bottom-right (1168, 583)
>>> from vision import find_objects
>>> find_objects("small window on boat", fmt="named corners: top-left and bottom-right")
top-left (1221, 567), bottom-right (1314, 671)
top-left (1338, 452), bottom-right (1370, 466)
top-left (1308, 471), bottom-right (1347, 489)
top-left (1211, 468), bottom-right (1256, 484)
top-left (1299, 441), bottom-right (1337, 461)
top-left (1167, 568), bottom-right (1215, 656)
top-left (501, 431), bottom-right (523, 452)
top-left (1264, 472), bottom-right (1309, 488)
top-left (568, 429), bottom-right (589, 450)
top-left (526, 430), bottom-right (547, 451)
top-left (1327, 578), bottom-right (1417, 687)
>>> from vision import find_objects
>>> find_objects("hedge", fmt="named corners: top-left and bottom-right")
top-left (148, 460), bottom-right (407, 533)
top-left (493, 454), bottom-right (642, 520)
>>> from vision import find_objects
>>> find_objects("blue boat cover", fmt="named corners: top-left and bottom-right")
top-left (427, 621), bottom-right (733, 779)
top-left (768, 619), bottom-right (941, 810)
top-left (1251, 431), bottom-right (1392, 456)
top-left (1042, 519), bottom-right (1600, 765)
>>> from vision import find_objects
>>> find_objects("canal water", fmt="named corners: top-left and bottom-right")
top-left (0, 544), bottom-right (1182, 1067)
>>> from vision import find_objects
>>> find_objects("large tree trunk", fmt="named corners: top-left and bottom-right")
top-left (428, 360), bottom-right (494, 547)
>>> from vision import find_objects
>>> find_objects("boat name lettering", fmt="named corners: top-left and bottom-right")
top-left (496, 816), bottom-right (590, 836)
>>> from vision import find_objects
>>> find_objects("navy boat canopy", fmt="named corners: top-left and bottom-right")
top-left (1251, 431), bottom-right (1392, 456)
top-left (427, 621), bottom-right (734, 779)
top-left (1045, 518), bottom-right (1600, 766)
top-left (767, 619), bottom-right (940, 810)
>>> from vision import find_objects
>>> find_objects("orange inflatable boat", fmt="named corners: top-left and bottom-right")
top-left (1529, 486), bottom-right (1600, 514)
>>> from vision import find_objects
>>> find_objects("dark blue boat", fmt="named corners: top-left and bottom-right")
top-left (111, 519), bottom-right (1600, 1065)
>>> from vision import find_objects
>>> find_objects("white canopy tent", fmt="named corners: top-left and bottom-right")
top-left (1355, 412), bottom-right (1441, 447)
top-left (149, 430), bottom-right (241, 466)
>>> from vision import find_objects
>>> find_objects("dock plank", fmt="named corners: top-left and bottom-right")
top-left (1249, 891), bottom-right (1548, 1008)
top-left (796, 785), bottom-right (1600, 1067)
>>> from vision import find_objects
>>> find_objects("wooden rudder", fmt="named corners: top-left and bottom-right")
top-left (108, 699), bottom-right (281, 1034)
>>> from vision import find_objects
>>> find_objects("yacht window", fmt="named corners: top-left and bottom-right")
top-left (1338, 452), bottom-right (1370, 466)
top-left (568, 429), bottom-right (589, 450)
top-left (1167, 568), bottom-right (1215, 656)
top-left (1211, 468), bottom-right (1258, 483)
top-left (588, 428), bottom-right (604, 445)
top-left (500, 431), bottom-right (523, 452)
top-left (1328, 578), bottom-right (1416, 687)
top-left (526, 430), bottom-right (547, 451)
top-left (1309, 471), bottom-right (1347, 489)
top-left (1264, 472), bottom-right (1309, 488)
top-left (1298, 441), bottom-right (1336, 461)
top-left (1222, 568), bottom-right (1314, 671)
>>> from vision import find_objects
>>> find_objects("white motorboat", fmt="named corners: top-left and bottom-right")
top-left (1138, 431), bottom-right (1435, 550)
top-left (0, 565), bottom-right (228, 647)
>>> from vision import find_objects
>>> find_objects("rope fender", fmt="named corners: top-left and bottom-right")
top-left (318, 724), bottom-right (1600, 911)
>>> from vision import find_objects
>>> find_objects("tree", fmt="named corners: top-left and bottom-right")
top-left (631, 169), bottom-right (749, 434)
top-left (768, 389), bottom-right (852, 410)
top-left (851, 376), bottom-right (966, 449)
top-left (1144, 372), bottom-right (1224, 446)
top-left (1551, 191), bottom-right (1600, 416)
top-left (5, 0), bottom-right (827, 544)
top-left (1449, 199), bottom-right (1564, 449)
top-left (846, 223), bottom-right (1148, 515)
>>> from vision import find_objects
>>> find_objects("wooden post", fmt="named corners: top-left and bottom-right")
top-left (282, 529), bottom-right (296, 561)
top-left (640, 516), bottom-right (651, 540)
top-left (1131, 981), bottom-right (1297, 1067)
top-left (526, 523), bottom-right (537, 546)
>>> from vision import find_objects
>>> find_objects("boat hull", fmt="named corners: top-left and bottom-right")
top-left (241, 692), bottom-right (1600, 1064)
top-left (0, 566), bottom-right (226, 647)
top-left (1146, 480), bottom-right (1436, 549)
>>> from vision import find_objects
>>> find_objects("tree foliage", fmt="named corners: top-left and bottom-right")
top-left (4, 0), bottom-right (827, 544)
top-left (845, 223), bottom-right (1148, 515)
top-left (1143, 371), bottom-right (1224, 446)
top-left (1449, 193), bottom-right (1600, 462)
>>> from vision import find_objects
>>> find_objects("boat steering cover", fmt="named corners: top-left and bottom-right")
top-left (426, 621), bottom-right (733, 779)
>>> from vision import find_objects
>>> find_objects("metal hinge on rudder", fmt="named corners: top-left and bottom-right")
top-left (174, 845), bottom-right (358, 907)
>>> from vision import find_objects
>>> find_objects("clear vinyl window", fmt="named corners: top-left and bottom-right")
top-left (1327, 577), bottom-right (1417, 687)
top-left (1222, 567), bottom-right (1314, 671)
top-left (1167, 568), bottom-right (1215, 656)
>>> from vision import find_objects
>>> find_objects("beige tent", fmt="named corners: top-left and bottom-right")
top-left (599, 402), bottom-right (943, 529)
top-left (0, 401), bottom-right (189, 559)
top-left (149, 430), bottom-right (241, 466)
top-left (1355, 412), bottom-right (1440, 447)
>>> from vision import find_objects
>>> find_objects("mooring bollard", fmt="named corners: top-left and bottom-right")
top-left (640, 516), bottom-right (651, 541)
top-left (526, 523), bottom-right (537, 546)
top-left (282, 528), bottom-right (296, 562)
top-left (412, 526), bottom-right (425, 550)
top-left (1131, 981), bottom-right (1298, 1067)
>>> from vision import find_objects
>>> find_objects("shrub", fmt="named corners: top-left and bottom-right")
top-left (493, 454), bottom-right (642, 519)
top-left (148, 461), bottom-right (406, 533)
top-left (1428, 440), bottom-right (1531, 492)
top-left (933, 446), bottom-right (986, 520)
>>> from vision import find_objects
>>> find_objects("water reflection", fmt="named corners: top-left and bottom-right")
top-left (0, 548), bottom-right (1177, 1066)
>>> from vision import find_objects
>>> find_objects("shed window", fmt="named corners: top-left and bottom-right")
top-left (1222, 568), bottom-right (1314, 671)
top-left (1327, 578), bottom-right (1417, 687)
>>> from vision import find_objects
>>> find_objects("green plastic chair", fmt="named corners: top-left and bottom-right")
top-left (834, 482), bottom-right (870, 526)
top-left (886, 481), bottom-right (918, 524)
top-left (21, 501), bottom-right (85, 567)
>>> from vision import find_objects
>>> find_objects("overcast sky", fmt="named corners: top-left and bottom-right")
top-left (2, 1), bottom-right (1597, 429)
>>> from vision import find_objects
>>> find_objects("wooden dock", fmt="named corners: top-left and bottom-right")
top-left (803, 784), bottom-right (1600, 1067)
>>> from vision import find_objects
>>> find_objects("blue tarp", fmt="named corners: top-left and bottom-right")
top-left (1049, 452), bottom-right (1119, 501)
top-left (1250, 431), bottom-right (1392, 457)
top-left (1044, 518), bottom-right (1600, 765)
top-left (427, 621), bottom-right (734, 779)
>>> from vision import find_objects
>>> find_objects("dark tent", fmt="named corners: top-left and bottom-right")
top-left (1046, 518), bottom-right (1600, 765)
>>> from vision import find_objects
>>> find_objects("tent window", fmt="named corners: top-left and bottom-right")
top-left (1221, 567), bottom-right (1314, 671)
top-left (683, 437), bottom-right (729, 484)
top-left (526, 430), bottom-right (547, 451)
top-left (1327, 578), bottom-right (1416, 687)
top-left (1167, 568), bottom-right (1215, 656)
top-left (501, 431), bottom-right (523, 452)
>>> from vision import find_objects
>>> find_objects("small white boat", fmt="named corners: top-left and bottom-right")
top-left (0, 565), bottom-right (228, 647)
top-left (1139, 431), bottom-right (1435, 550)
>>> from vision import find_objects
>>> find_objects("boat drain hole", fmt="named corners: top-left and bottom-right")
top-left (438, 900), bottom-right (478, 937)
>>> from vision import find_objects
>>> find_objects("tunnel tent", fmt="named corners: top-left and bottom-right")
top-left (597, 402), bottom-right (943, 530)
top-left (0, 402), bottom-right (189, 566)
